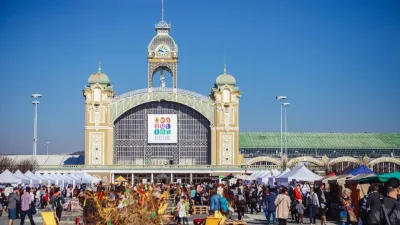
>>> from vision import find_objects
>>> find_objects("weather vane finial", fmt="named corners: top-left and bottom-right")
top-left (161, 0), bottom-right (164, 21)
top-left (98, 60), bottom-right (102, 73)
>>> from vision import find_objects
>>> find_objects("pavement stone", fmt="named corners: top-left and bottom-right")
top-left (0, 209), bottom-right (340, 225)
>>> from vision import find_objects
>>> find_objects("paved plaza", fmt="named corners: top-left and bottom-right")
top-left (0, 209), bottom-right (339, 225)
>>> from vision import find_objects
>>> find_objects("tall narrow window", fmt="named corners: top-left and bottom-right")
top-left (222, 89), bottom-right (230, 106)
top-left (94, 88), bottom-right (101, 104)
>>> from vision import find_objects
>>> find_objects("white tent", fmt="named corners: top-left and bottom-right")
top-left (236, 174), bottom-right (256, 181)
top-left (36, 172), bottom-right (54, 185)
top-left (256, 171), bottom-right (274, 184)
top-left (250, 171), bottom-right (264, 177)
top-left (271, 169), bottom-right (281, 176)
top-left (14, 170), bottom-right (38, 185)
top-left (75, 172), bottom-right (101, 184)
top-left (275, 165), bottom-right (322, 187)
top-left (0, 169), bottom-right (22, 184)
top-left (268, 168), bottom-right (290, 186)
top-left (24, 171), bottom-right (43, 184)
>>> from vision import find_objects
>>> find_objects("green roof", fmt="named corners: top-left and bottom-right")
top-left (239, 132), bottom-right (400, 149)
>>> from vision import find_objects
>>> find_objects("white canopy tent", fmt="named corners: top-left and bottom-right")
top-left (268, 168), bottom-right (290, 186)
top-left (275, 165), bottom-right (322, 187)
top-left (236, 174), bottom-right (256, 181)
top-left (36, 172), bottom-right (54, 185)
top-left (271, 169), bottom-right (281, 176)
top-left (14, 170), bottom-right (39, 185)
top-left (24, 171), bottom-right (43, 184)
top-left (0, 169), bottom-right (22, 184)
top-left (250, 171), bottom-right (264, 178)
top-left (74, 172), bottom-right (101, 184)
top-left (256, 171), bottom-right (274, 184)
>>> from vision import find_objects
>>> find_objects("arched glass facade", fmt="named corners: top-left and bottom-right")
top-left (113, 101), bottom-right (211, 165)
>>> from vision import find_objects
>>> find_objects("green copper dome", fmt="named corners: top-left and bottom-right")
top-left (88, 63), bottom-right (110, 85)
top-left (88, 72), bottom-right (110, 85)
top-left (215, 65), bottom-right (236, 86)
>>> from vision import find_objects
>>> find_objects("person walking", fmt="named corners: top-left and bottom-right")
top-left (249, 187), bottom-right (259, 214)
top-left (51, 188), bottom-right (64, 222)
top-left (235, 188), bottom-right (246, 220)
top-left (295, 199), bottom-right (306, 224)
top-left (306, 188), bottom-right (320, 225)
top-left (7, 187), bottom-right (20, 225)
top-left (366, 185), bottom-right (383, 225)
top-left (266, 188), bottom-right (277, 225)
top-left (275, 188), bottom-right (291, 225)
top-left (176, 196), bottom-right (189, 225)
top-left (20, 187), bottom-right (35, 225)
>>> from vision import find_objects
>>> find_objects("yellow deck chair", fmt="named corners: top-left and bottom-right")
top-left (41, 211), bottom-right (59, 225)
top-left (205, 217), bottom-right (222, 225)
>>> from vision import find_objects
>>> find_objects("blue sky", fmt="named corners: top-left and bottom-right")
top-left (0, 0), bottom-right (399, 154)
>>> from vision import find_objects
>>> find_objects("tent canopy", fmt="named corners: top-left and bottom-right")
top-left (14, 170), bottom-right (36, 184)
top-left (275, 165), bottom-right (322, 186)
top-left (0, 169), bottom-right (22, 184)
top-left (358, 171), bottom-right (400, 184)
top-left (115, 176), bottom-right (127, 182)
top-left (347, 165), bottom-right (375, 176)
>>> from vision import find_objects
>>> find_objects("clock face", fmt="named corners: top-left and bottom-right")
top-left (157, 46), bottom-right (169, 56)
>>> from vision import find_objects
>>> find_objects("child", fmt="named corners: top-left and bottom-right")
top-left (320, 203), bottom-right (328, 225)
top-left (295, 199), bottom-right (306, 224)
top-left (177, 196), bottom-right (189, 225)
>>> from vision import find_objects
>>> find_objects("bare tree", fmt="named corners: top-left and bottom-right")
top-left (0, 155), bottom-right (14, 173)
top-left (15, 159), bottom-right (39, 173)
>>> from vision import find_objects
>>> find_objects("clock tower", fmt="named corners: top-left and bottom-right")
top-left (147, 1), bottom-right (178, 90)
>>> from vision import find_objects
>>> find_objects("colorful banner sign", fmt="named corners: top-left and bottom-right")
top-left (148, 114), bottom-right (177, 143)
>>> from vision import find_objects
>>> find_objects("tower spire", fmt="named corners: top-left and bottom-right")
top-left (223, 54), bottom-right (227, 74)
top-left (98, 60), bottom-right (102, 73)
top-left (161, 0), bottom-right (164, 21)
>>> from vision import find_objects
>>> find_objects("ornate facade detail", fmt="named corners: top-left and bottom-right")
top-left (91, 133), bottom-right (103, 165)
top-left (368, 157), bottom-right (400, 166)
top-left (221, 134), bottom-right (233, 165)
top-left (148, 62), bottom-right (178, 89)
top-left (246, 156), bottom-right (281, 166)
top-left (287, 156), bottom-right (325, 167)
top-left (94, 111), bottom-right (100, 131)
top-left (321, 155), bottom-right (329, 166)
top-left (328, 156), bottom-right (361, 166)
top-left (223, 107), bottom-right (231, 131)
top-left (362, 156), bottom-right (370, 165)
top-left (110, 88), bottom-right (215, 125)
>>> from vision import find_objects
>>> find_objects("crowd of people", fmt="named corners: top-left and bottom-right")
top-left (0, 177), bottom-right (399, 225)
top-left (0, 183), bottom-right (86, 225)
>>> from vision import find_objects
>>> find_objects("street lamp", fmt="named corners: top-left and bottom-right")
top-left (32, 94), bottom-right (42, 156)
top-left (46, 142), bottom-right (50, 155)
top-left (283, 102), bottom-right (290, 157)
top-left (276, 96), bottom-right (287, 157)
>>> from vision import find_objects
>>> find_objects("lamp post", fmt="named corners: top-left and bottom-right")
top-left (283, 102), bottom-right (290, 157)
top-left (46, 142), bottom-right (50, 155)
top-left (32, 94), bottom-right (42, 156)
top-left (276, 96), bottom-right (287, 157)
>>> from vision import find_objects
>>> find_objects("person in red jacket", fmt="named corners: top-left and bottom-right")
top-left (294, 184), bottom-right (303, 201)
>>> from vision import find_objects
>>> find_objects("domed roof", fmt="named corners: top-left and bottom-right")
top-left (215, 67), bottom-right (236, 86)
top-left (88, 64), bottom-right (110, 85)
top-left (148, 33), bottom-right (178, 52)
top-left (88, 72), bottom-right (110, 85)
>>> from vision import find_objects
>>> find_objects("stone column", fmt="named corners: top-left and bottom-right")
top-left (189, 173), bottom-right (193, 183)
top-left (111, 173), bottom-right (115, 183)
top-left (151, 173), bottom-right (154, 183)
top-left (170, 173), bottom-right (173, 183)
top-left (131, 173), bottom-right (134, 184)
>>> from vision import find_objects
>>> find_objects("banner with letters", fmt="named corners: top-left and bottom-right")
top-left (148, 114), bottom-right (177, 143)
